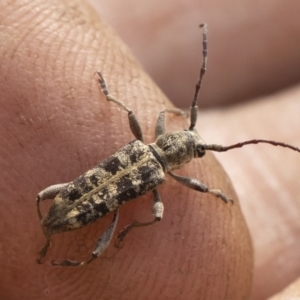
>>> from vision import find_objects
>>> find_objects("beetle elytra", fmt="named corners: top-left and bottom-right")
top-left (36, 24), bottom-right (300, 267)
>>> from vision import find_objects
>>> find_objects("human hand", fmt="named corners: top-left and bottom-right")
top-left (0, 1), bottom-right (251, 299)
top-left (1, 1), bottom-right (299, 300)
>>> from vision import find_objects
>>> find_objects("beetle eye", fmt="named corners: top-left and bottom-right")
top-left (196, 145), bottom-right (206, 157)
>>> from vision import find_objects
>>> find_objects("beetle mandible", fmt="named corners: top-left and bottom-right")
top-left (36, 24), bottom-right (300, 267)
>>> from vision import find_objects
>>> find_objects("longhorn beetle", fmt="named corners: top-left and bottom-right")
top-left (36, 24), bottom-right (300, 267)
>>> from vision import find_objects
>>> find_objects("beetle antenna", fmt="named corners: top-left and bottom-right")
top-left (189, 23), bottom-right (208, 130)
top-left (203, 139), bottom-right (300, 153)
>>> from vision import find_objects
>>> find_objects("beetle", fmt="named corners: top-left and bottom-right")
top-left (36, 24), bottom-right (300, 267)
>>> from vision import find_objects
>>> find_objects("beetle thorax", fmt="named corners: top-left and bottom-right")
top-left (151, 130), bottom-right (205, 172)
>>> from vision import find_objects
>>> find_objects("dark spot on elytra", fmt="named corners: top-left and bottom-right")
top-left (77, 176), bottom-right (93, 194)
top-left (116, 175), bottom-right (138, 204)
top-left (94, 201), bottom-right (110, 215)
top-left (82, 184), bottom-right (93, 194)
top-left (139, 165), bottom-right (153, 183)
top-left (129, 150), bottom-right (140, 164)
top-left (90, 174), bottom-right (99, 186)
top-left (103, 156), bottom-right (122, 175)
top-left (117, 176), bottom-right (134, 190)
top-left (76, 209), bottom-right (92, 225)
top-left (138, 162), bottom-right (165, 191)
top-left (68, 189), bottom-right (82, 201)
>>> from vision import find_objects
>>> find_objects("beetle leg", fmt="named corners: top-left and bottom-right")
top-left (36, 183), bottom-right (70, 220)
top-left (169, 171), bottom-right (233, 204)
top-left (96, 72), bottom-right (144, 142)
top-left (36, 183), bottom-right (70, 264)
top-left (36, 234), bottom-right (51, 264)
top-left (51, 209), bottom-right (119, 267)
top-left (155, 108), bottom-right (185, 138)
top-left (116, 189), bottom-right (164, 248)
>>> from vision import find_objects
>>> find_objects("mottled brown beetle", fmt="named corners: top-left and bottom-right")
top-left (36, 24), bottom-right (300, 267)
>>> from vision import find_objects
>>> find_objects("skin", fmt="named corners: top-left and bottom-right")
top-left (0, 0), bottom-right (299, 299)
top-left (268, 278), bottom-right (300, 300)
top-left (90, 0), bottom-right (300, 108)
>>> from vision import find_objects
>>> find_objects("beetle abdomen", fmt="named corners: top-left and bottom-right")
top-left (42, 140), bottom-right (165, 234)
